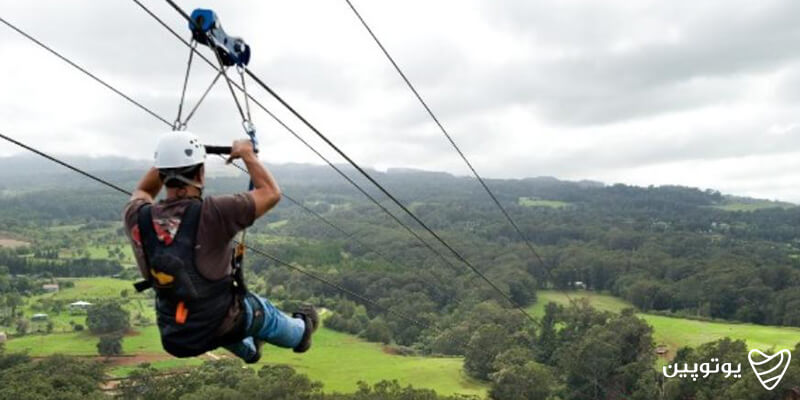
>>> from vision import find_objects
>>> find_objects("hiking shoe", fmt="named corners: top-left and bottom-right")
top-left (292, 304), bottom-right (319, 353)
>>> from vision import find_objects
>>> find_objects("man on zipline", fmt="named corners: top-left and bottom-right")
top-left (122, 131), bottom-right (317, 362)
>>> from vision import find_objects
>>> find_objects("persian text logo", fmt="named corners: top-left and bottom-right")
top-left (662, 358), bottom-right (742, 381)
top-left (748, 349), bottom-right (791, 391)
top-left (662, 349), bottom-right (792, 391)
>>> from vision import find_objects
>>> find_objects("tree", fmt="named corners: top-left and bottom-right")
top-left (97, 334), bottom-right (123, 358)
top-left (429, 325), bottom-right (471, 356)
top-left (557, 309), bottom-right (654, 400)
top-left (14, 318), bottom-right (28, 336)
top-left (86, 301), bottom-right (130, 335)
top-left (0, 354), bottom-right (105, 400)
top-left (363, 318), bottom-right (392, 344)
top-left (5, 292), bottom-right (22, 318)
top-left (536, 302), bottom-right (560, 364)
top-left (0, 343), bottom-right (30, 371)
top-left (464, 324), bottom-right (508, 380)
top-left (490, 361), bottom-right (555, 400)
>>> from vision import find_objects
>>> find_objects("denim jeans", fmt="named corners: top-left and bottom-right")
top-left (223, 292), bottom-right (306, 361)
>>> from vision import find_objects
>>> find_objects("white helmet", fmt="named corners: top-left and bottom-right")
top-left (154, 131), bottom-right (206, 169)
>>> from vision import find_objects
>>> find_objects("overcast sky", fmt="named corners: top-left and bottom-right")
top-left (2, 0), bottom-right (800, 201)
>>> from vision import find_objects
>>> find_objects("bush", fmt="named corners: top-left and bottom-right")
top-left (97, 334), bottom-right (123, 357)
top-left (362, 319), bottom-right (392, 344)
top-left (86, 301), bottom-right (130, 335)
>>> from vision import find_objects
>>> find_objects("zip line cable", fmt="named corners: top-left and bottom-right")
top-left (2, 5), bottom-right (536, 323)
top-left (0, 16), bottom-right (430, 328)
top-left (127, 0), bottom-right (513, 324)
top-left (161, 0), bottom-right (538, 323)
top-left (0, 15), bottom-right (436, 331)
top-left (0, 133), bottom-right (132, 195)
top-left (0, 17), bottom-right (171, 128)
top-left (241, 242), bottom-right (430, 329)
top-left (342, 0), bottom-right (567, 296)
top-left (130, 0), bottom-right (468, 275)
top-left (0, 130), bottom-right (430, 330)
top-left (0, 13), bottom-right (449, 329)
top-left (0, 14), bottom-right (439, 282)
top-left (221, 155), bottom-right (435, 278)
top-left (0, 7), bottom-right (618, 395)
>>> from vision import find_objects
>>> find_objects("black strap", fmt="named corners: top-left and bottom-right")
top-left (133, 200), bottom-right (203, 293)
top-left (133, 204), bottom-right (156, 292)
top-left (133, 279), bottom-right (152, 292)
top-left (177, 200), bottom-right (202, 243)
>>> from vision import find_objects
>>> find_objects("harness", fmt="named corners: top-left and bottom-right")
top-left (133, 199), bottom-right (244, 357)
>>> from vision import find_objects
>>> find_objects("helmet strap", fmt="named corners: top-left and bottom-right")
top-left (161, 164), bottom-right (204, 192)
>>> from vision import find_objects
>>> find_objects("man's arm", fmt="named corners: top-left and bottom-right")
top-left (130, 167), bottom-right (162, 203)
top-left (228, 139), bottom-right (280, 219)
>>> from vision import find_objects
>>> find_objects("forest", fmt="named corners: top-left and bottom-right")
top-left (1, 158), bottom-right (799, 398)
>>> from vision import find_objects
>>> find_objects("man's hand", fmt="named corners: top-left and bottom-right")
top-left (227, 139), bottom-right (256, 164)
top-left (230, 138), bottom-right (282, 219)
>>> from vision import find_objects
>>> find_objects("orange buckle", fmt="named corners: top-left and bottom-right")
top-left (175, 301), bottom-right (188, 324)
top-left (235, 242), bottom-right (246, 258)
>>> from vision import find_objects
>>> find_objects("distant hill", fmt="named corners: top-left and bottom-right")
top-left (0, 153), bottom-right (794, 210)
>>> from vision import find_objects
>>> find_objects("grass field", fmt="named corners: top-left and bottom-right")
top-left (247, 328), bottom-right (485, 396)
top-left (518, 197), bottom-right (569, 208)
top-left (9, 278), bottom-right (153, 334)
top-left (0, 237), bottom-right (29, 248)
top-left (6, 325), bottom-right (163, 356)
top-left (6, 313), bottom-right (486, 397)
top-left (44, 277), bottom-right (136, 301)
top-left (712, 200), bottom-right (794, 212)
top-left (531, 291), bottom-right (800, 356)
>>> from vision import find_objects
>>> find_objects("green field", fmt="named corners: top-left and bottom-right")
top-left (41, 277), bottom-right (137, 301)
top-left (531, 291), bottom-right (800, 356)
top-left (6, 303), bottom-right (486, 397)
top-left (9, 278), bottom-right (153, 334)
top-left (6, 325), bottom-right (163, 356)
top-left (712, 200), bottom-right (794, 212)
top-left (518, 197), bottom-right (569, 208)
top-left (248, 328), bottom-right (484, 396)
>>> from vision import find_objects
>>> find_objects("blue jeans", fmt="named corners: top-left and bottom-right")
top-left (223, 292), bottom-right (306, 361)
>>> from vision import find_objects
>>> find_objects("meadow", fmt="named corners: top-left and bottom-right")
top-left (530, 290), bottom-right (800, 356)
top-left (7, 310), bottom-right (487, 397)
top-left (517, 197), bottom-right (570, 208)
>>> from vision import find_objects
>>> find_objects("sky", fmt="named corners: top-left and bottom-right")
top-left (1, 0), bottom-right (800, 201)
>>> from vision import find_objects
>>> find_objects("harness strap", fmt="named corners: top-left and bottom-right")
top-left (133, 203), bottom-right (156, 292)
top-left (132, 200), bottom-right (203, 294)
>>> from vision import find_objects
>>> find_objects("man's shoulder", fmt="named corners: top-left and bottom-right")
top-left (201, 193), bottom-right (256, 231)
top-left (203, 193), bottom-right (254, 209)
top-left (122, 198), bottom-right (152, 228)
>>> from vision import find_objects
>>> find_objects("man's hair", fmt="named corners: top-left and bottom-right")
top-left (158, 164), bottom-right (203, 188)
